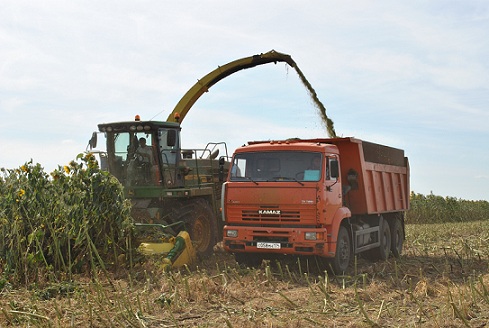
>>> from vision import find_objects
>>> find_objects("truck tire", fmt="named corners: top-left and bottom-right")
top-left (332, 225), bottom-right (352, 274)
top-left (389, 218), bottom-right (404, 258)
top-left (179, 200), bottom-right (217, 256)
top-left (378, 219), bottom-right (391, 261)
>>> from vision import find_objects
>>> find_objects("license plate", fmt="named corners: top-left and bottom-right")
top-left (256, 242), bottom-right (281, 249)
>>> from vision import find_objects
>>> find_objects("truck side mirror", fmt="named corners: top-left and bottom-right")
top-left (89, 132), bottom-right (97, 149)
top-left (330, 159), bottom-right (339, 178)
top-left (167, 130), bottom-right (177, 147)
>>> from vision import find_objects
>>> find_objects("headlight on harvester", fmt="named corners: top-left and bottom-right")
top-left (305, 232), bottom-right (318, 240)
top-left (226, 230), bottom-right (238, 238)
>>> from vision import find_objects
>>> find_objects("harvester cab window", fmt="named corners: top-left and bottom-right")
top-left (135, 135), bottom-right (153, 164)
top-left (158, 129), bottom-right (180, 165)
top-left (113, 133), bottom-right (131, 162)
top-left (114, 132), bottom-right (157, 186)
top-left (120, 133), bottom-right (153, 161)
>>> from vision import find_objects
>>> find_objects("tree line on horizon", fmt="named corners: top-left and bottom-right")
top-left (406, 191), bottom-right (489, 224)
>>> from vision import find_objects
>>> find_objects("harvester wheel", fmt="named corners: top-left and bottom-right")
top-left (389, 218), bottom-right (404, 258)
top-left (331, 225), bottom-right (352, 274)
top-left (180, 201), bottom-right (217, 256)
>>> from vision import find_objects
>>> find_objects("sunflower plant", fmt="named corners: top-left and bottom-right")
top-left (0, 153), bottom-right (133, 286)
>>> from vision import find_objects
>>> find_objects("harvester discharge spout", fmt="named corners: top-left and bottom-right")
top-left (167, 50), bottom-right (296, 124)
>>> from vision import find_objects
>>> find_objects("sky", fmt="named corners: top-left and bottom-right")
top-left (1, 1), bottom-right (488, 201)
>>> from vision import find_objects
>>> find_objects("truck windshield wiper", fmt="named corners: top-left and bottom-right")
top-left (271, 177), bottom-right (304, 186)
top-left (244, 176), bottom-right (259, 185)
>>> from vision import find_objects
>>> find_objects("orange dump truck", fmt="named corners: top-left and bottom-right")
top-left (222, 137), bottom-right (409, 273)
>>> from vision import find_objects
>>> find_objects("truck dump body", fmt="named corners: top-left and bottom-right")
top-left (324, 138), bottom-right (410, 215)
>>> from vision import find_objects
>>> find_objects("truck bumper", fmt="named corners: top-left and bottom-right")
top-left (223, 225), bottom-right (330, 256)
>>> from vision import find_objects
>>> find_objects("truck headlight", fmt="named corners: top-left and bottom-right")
top-left (305, 232), bottom-right (317, 240)
top-left (226, 230), bottom-right (238, 238)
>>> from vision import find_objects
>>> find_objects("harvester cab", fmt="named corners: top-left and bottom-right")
top-left (88, 115), bottom-right (230, 266)
top-left (94, 117), bottom-right (185, 189)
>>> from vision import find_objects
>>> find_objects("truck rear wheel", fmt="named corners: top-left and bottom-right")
top-left (179, 200), bottom-right (217, 256)
top-left (332, 225), bottom-right (352, 274)
top-left (389, 218), bottom-right (404, 258)
top-left (378, 219), bottom-right (391, 260)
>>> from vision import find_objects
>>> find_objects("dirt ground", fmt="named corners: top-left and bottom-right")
top-left (1, 223), bottom-right (489, 327)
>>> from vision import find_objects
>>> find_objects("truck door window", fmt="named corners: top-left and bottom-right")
top-left (326, 156), bottom-right (338, 180)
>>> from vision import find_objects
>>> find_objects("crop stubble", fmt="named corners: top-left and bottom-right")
top-left (1, 221), bottom-right (488, 327)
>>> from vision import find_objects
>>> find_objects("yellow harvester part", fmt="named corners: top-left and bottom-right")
top-left (138, 231), bottom-right (196, 270)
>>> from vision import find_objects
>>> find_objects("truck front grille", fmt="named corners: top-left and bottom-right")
top-left (241, 210), bottom-right (301, 223)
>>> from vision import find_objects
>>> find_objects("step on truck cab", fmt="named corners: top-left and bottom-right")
top-left (222, 137), bottom-right (409, 273)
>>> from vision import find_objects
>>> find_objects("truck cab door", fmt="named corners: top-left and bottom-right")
top-left (323, 156), bottom-right (342, 222)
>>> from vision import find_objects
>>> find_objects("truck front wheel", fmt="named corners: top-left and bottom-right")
top-left (332, 225), bottom-right (352, 274)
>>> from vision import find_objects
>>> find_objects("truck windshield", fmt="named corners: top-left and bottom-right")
top-left (230, 151), bottom-right (323, 182)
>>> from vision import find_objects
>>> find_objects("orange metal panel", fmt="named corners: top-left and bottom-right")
top-left (370, 170), bottom-right (381, 212)
top-left (362, 162), bottom-right (409, 214)
top-left (390, 172), bottom-right (400, 210)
